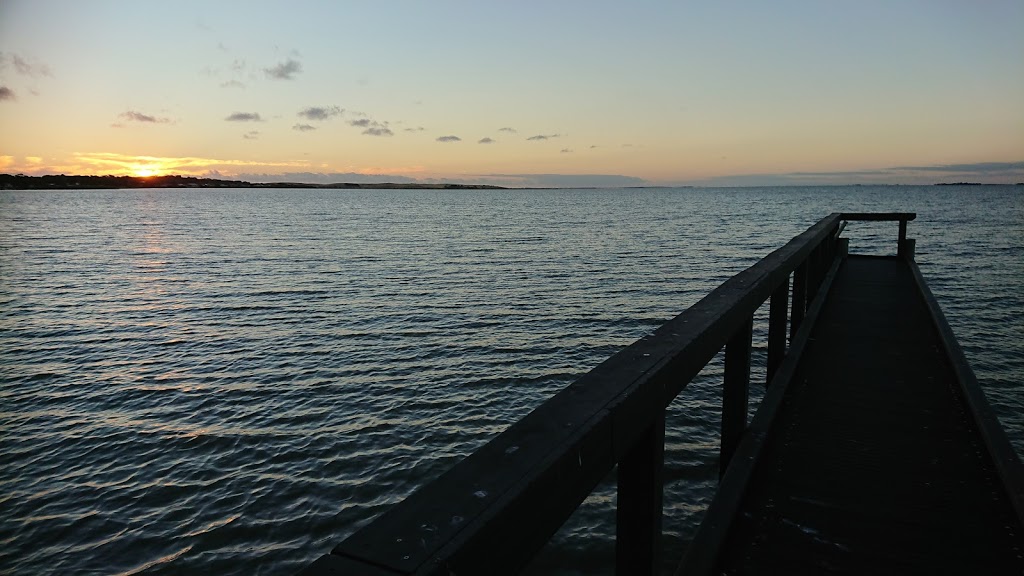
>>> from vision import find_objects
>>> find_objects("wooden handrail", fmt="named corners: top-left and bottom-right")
top-left (298, 213), bottom-right (916, 576)
top-left (839, 212), bottom-right (917, 258)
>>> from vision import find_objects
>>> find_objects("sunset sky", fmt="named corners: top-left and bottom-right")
top-left (1, 0), bottom-right (1022, 186)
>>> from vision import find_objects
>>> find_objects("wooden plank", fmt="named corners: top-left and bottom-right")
top-left (615, 409), bottom-right (665, 576)
top-left (907, 258), bottom-right (1024, 525)
top-left (720, 318), bottom-right (752, 477)
top-left (711, 256), bottom-right (1024, 574)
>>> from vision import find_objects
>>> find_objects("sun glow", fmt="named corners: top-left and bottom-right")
top-left (132, 167), bottom-right (159, 177)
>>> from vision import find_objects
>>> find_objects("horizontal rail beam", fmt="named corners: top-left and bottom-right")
top-left (838, 212), bottom-right (916, 221)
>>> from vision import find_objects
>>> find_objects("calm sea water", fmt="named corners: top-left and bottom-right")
top-left (1, 186), bottom-right (1021, 575)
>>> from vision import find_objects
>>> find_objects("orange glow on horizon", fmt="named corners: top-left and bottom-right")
top-left (131, 167), bottom-right (160, 178)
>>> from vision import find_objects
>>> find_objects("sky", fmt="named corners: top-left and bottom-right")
top-left (1, 0), bottom-right (1022, 187)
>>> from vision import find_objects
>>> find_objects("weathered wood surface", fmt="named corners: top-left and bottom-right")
top-left (687, 256), bottom-right (1024, 574)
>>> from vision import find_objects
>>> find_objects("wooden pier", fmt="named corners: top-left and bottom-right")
top-left (298, 214), bottom-right (1024, 575)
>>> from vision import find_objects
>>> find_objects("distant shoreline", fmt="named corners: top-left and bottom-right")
top-left (0, 174), bottom-right (509, 190)
top-left (1, 174), bottom-right (1020, 190)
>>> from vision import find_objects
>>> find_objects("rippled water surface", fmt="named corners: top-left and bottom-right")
top-left (1, 186), bottom-right (1021, 575)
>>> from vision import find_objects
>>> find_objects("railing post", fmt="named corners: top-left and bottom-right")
top-left (721, 317), bottom-right (753, 478)
top-left (616, 408), bottom-right (665, 576)
top-left (898, 219), bottom-right (914, 260)
top-left (767, 277), bottom-right (789, 384)
top-left (791, 261), bottom-right (808, 339)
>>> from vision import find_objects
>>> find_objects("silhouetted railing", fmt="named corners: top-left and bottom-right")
top-left (298, 213), bottom-right (916, 576)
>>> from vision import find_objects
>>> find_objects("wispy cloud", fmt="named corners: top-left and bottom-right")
top-left (220, 80), bottom-right (245, 89)
top-left (363, 126), bottom-right (394, 137)
top-left (293, 123), bottom-right (317, 132)
top-left (0, 52), bottom-right (53, 78)
top-left (527, 133), bottom-right (561, 141)
top-left (348, 116), bottom-right (392, 136)
top-left (298, 106), bottom-right (343, 121)
top-left (478, 137), bottom-right (495, 144)
top-left (561, 148), bottom-right (572, 153)
top-left (0, 86), bottom-right (15, 101)
top-left (891, 161), bottom-right (1024, 174)
top-left (498, 127), bottom-right (517, 134)
top-left (119, 110), bottom-right (172, 124)
top-left (242, 130), bottom-right (260, 140)
top-left (437, 135), bottom-right (461, 143)
top-left (403, 126), bottom-right (426, 132)
top-left (264, 59), bottom-right (302, 80)
top-left (225, 112), bottom-right (262, 122)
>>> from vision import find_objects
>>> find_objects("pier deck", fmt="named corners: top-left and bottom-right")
top-left (298, 214), bottom-right (1024, 576)
top-left (693, 255), bottom-right (1024, 573)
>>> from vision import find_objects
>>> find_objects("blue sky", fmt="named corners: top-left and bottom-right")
top-left (1, 0), bottom-right (1022, 185)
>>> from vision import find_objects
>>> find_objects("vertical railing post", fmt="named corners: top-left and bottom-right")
top-left (721, 317), bottom-right (753, 478)
top-left (791, 261), bottom-right (808, 339)
top-left (898, 218), bottom-right (913, 259)
top-left (767, 277), bottom-right (789, 384)
top-left (616, 409), bottom-right (665, 576)
top-left (811, 244), bottom-right (823, 296)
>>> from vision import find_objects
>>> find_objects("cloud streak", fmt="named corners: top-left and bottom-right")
top-left (436, 135), bottom-right (461, 142)
top-left (119, 110), bottom-right (171, 124)
top-left (298, 106), bottom-right (343, 121)
top-left (0, 52), bottom-right (53, 78)
top-left (527, 133), bottom-right (561, 141)
top-left (891, 161), bottom-right (1024, 174)
top-left (478, 137), bottom-right (495, 144)
top-left (0, 86), bottom-right (14, 101)
top-left (225, 112), bottom-right (262, 122)
top-left (73, 152), bottom-right (311, 175)
top-left (264, 59), bottom-right (302, 80)
top-left (363, 126), bottom-right (394, 136)
top-left (498, 127), bottom-right (517, 133)
top-left (348, 116), bottom-right (392, 136)
top-left (293, 123), bottom-right (316, 132)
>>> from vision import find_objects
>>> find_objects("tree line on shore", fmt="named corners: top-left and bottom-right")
top-left (0, 173), bottom-right (505, 190)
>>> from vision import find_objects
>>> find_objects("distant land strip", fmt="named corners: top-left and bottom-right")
top-left (0, 174), bottom-right (506, 190)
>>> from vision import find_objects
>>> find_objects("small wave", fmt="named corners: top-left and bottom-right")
top-left (114, 544), bottom-right (194, 576)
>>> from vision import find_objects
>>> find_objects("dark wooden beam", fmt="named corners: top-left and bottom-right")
top-left (721, 318), bottom-right (753, 477)
top-left (791, 261), bottom-right (807, 340)
top-left (766, 277), bottom-right (789, 384)
top-left (616, 409), bottom-right (665, 576)
top-left (839, 212), bottom-right (916, 221)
